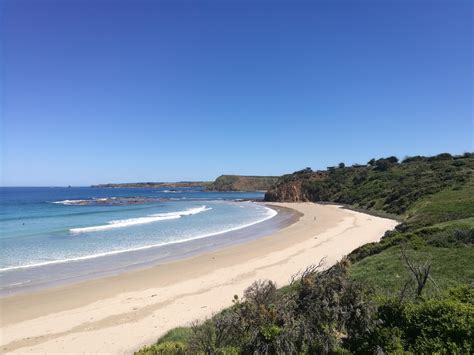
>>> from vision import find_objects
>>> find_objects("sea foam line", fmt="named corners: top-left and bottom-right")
top-left (52, 199), bottom-right (90, 205)
top-left (69, 205), bottom-right (211, 233)
top-left (0, 205), bottom-right (277, 273)
top-left (52, 198), bottom-right (114, 205)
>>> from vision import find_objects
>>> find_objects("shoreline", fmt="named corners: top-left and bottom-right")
top-left (0, 203), bottom-right (296, 297)
top-left (0, 203), bottom-right (398, 354)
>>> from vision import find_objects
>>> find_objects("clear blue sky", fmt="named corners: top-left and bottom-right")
top-left (1, 0), bottom-right (472, 186)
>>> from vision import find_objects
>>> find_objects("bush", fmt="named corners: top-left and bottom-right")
top-left (428, 153), bottom-right (453, 161)
top-left (403, 298), bottom-right (473, 353)
top-left (184, 261), bottom-right (379, 354)
top-left (357, 290), bottom-right (474, 354)
top-left (154, 327), bottom-right (192, 344)
top-left (427, 227), bottom-right (474, 247)
top-left (402, 155), bottom-right (427, 163)
top-left (140, 270), bottom-right (473, 354)
top-left (446, 285), bottom-right (474, 304)
top-left (135, 341), bottom-right (187, 355)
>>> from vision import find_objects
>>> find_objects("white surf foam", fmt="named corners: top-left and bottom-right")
top-left (52, 199), bottom-right (89, 205)
top-left (69, 205), bottom-right (211, 234)
top-left (52, 198), bottom-right (112, 205)
top-left (0, 205), bottom-right (277, 272)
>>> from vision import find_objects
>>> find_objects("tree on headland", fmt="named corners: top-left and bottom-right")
top-left (386, 156), bottom-right (399, 164)
top-left (374, 158), bottom-right (395, 171)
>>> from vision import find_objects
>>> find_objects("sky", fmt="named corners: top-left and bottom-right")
top-left (1, 0), bottom-right (472, 186)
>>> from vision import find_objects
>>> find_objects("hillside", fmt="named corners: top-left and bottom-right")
top-left (137, 153), bottom-right (474, 354)
top-left (265, 153), bottom-right (473, 218)
top-left (265, 152), bottom-right (474, 293)
top-left (207, 175), bottom-right (279, 191)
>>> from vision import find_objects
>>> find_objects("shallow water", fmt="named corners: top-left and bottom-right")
top-left (0, 187), bottom-right (284, 295)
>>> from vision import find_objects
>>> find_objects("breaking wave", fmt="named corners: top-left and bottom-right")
top-left (69, 205), bottom-right (211, 233)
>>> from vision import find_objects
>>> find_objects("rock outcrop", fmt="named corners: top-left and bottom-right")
top-left (264, 170), bottom-right (327, 202)
top-left (265, 180), bottom-right (308, 202)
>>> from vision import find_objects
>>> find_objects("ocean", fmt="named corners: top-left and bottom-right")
top-left (0, 187), bottom-right (287, 295)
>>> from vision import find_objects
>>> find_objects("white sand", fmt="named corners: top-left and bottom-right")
top-left (0, 203), bottom-right (397, 354)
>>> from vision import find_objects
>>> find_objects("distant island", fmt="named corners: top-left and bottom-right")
top-left (207, 175), bottom-right (279, 192)
top-left (92, 175), bottom-right (280, 192)
top-left (92, 181), bottom-right (211, 189)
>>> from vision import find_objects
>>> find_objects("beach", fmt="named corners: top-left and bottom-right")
top-left (0, 202), bottom-right (398, 354)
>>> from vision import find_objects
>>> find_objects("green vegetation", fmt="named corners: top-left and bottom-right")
top-left (208, 175), bottom-right (279, 192)
top-left (137, 262), bottom-right (473, 354)
top-left (407, 182), bottom-right (474, 228)
top-left (266, 152), bottom-right (473, 216)
top-left (137, 328), bottom-right (192, 354)
top-left (355, 287), bottom-right (474, 354)
top-left (351, 246), bottom-right (474, 298)
top-left (136, 153), bottom-right (473, 354)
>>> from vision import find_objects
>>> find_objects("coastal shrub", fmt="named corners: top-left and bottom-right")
top-left (428, 153), bottom-right (453, 162)
top-left (135, 341), bottom-right (187, 355)
top-left (143, 271), bottom-right (473, 354)
top-left (387, 296), bottom-right (473, 353)
top-left (155, 327), bottom-right (193, 344)
top-left (299, 263), bottom-right (377, 353)
top-left (402, 155), bottom-right (427, 163)
top-left (188, 315), bottom-right (236, 353)
top-left (446, 285), bottom-right (474, 304)
top-left (374, 158), bottom-right (394, 171)
top-left (185, 261), bottom-right (379, 354)
top-left (427, 227), bottom-right (474, 247)
top-left (404, 299), bottom-right (474, 353)
top-left (350, 287), bottom-right (474, 354)
top-left (348, 231), bottom-right (410, 263)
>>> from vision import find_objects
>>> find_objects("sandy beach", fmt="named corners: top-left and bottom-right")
top-left (0, 203), bottom-right (397, 354)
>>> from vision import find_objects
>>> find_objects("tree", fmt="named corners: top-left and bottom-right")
top-left (400, 245), bottom-right (437, 299)
top-left (375, 159), bottom-right (391, 171)
top-left (386, 156), bottom-right (399, 164)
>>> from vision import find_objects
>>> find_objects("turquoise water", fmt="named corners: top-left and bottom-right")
top-left (0, 187), bottom-right (278, 294)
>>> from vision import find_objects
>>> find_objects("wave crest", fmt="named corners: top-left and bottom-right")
top-left (53, 199), bottom-right (90, 205)
top-left (52, 197), bottom-right (166, 206)
top-left (69, 205), bottom-right (211, 234)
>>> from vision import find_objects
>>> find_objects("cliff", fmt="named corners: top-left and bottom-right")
top-left (264, 168), bottom-right (327, 201)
